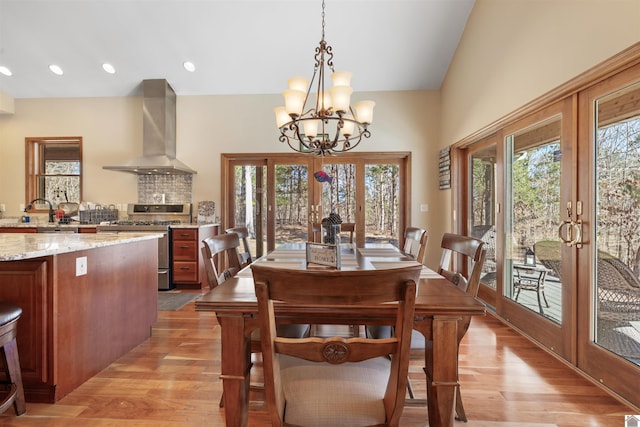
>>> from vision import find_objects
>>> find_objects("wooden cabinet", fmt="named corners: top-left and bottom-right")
top-left (171, 225), bottom-right (217, 289)
top-left (0, 227), bottom-right (37, 233)
top-left (172, 229), bottom-right (199, 283)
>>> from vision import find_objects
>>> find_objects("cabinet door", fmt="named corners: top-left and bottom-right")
top-left (0, 227), bottom-right (37, 233)
top-left (0, 260), bottom-right (49, 387)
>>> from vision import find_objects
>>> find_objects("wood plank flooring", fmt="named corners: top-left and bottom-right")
top-left (1, 291), bottom-right (636, 426)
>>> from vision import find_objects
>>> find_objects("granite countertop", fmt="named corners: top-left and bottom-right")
top-left (0, 232), bottom-right (164, 261)
top-left (0, 221), bottom-right (98, 229)
top-left (0, 221), bottom-right (219, 229)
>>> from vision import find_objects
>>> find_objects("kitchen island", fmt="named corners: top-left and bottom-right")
top-left (0, 232), bottom-right (161, 402)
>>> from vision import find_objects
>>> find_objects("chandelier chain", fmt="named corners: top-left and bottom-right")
top-left (321, 0), bottom-right (326, 41)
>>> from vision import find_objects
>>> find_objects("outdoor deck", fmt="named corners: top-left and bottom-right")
top-left (483, 272), bottom-right (640, 365)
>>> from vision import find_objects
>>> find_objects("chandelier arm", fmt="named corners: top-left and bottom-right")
top-left (292, 120), bottom-right (316, 152)
top-left (305, 66), bottom-right (319, 116)
top-left (280, 130), bottom-right (314, 154)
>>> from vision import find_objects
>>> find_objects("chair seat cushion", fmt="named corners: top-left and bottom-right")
top-left (279, 354), bottom-right (390, 427)
top-left (0, 303), bottom-right (21, 327)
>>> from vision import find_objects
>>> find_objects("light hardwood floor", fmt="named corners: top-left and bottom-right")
top-left (1, 291), bottom-right (636, 426)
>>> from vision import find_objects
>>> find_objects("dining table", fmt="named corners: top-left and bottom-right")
top-left (195, 243), bottom-right (486, 427)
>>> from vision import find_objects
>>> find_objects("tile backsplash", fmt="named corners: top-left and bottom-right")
top-left (137, 175), bottom-right (193, 204)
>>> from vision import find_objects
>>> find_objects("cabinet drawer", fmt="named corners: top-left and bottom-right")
top-left (172, 229), bottom-right (198, 241)
top-left (173, 262), bottom-right (198, 282)
top-left (172, 240), bottom-right (198, 260)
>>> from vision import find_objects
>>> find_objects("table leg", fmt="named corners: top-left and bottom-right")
top-left (424, 316), bottom-right (459, 427)
top-left (217, 315), bottom-right (251, 427)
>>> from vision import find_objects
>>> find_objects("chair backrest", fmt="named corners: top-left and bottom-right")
top-left (403, 226), bottom-right (428, 263)
top-left (201, 233), bottom-right (242, 289)
top-left (225, 226), bottom-right (252, 267)
top-left (438, 233), bottom-right (486, 340)
top-left (252, 264), bottom-right (420, 426)
top-left (340, 222), bottom-right (355, 244)
top-left (311, 223), bottom-right (322, 243)
top-left (438, 232), bottom-right (486, 294)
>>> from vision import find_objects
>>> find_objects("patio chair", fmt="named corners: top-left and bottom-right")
top-left (534, 240), bottom-right (640, 321)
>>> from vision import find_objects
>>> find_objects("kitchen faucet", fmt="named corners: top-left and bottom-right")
top-left (26, 198), bottom-right (55, 223)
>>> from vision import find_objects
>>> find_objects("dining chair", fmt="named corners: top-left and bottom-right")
top-left (367, 226), bottom-right (428, 396)
top-left (202, 234), bottom-right (309, 408)
top-left (340, 222), bottom-right (355, 244)
top-left (432, 232), bottom-right (486, 421)
top-left (201, 233), bottom-right (243, 290)
top-left (225, 226), bottom-right (253, 267)
top-left (252, 263), bottom-right (421, 427)
top-left (309, 221), bottom-right (359, 338)
top-left (402, 226), bottom-right (428, 263)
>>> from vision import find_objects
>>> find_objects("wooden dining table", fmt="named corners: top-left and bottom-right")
top-left (195, 243), bottom-right (486, 427)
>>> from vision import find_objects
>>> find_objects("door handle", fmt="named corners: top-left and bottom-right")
top-left (557, 201), bottom-right (583, 248)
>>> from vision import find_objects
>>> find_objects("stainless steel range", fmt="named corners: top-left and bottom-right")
top-left (96, 203), bottom-right (192, 290)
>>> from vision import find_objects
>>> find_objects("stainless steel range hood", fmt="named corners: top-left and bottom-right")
top-left (103, 79), bottom-right (196, 175)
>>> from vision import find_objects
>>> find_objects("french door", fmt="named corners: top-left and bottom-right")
top-left (462, 62), bottom-right (640, 406)
top-left (466, 99), bottom-right (576, 359)
top-left (577, 63), bottom-right (640, 400)
top-left (223, 152), bottom-right (410, 256)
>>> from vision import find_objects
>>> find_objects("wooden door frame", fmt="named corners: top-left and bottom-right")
top-left (222, 152), bottom-right (411, 251)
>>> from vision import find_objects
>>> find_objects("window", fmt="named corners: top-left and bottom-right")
top-left (26, 137), bottom-right (83, 209)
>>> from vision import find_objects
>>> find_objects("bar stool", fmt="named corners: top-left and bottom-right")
top-left (0, 302), bottom-right (26, 416)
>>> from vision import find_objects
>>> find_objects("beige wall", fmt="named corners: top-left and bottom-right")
top-left (0, 91), bottom-right (439, 231)
top-left (425, 0), bottom-right (640, 269)
top-left (442, 0), bottom-right (640, 145)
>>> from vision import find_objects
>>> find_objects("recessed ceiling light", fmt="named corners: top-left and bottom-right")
top-left (49, 64), bottom-right (64, 75)
top-left (183, 61), bottom-right (195, 72)
top-left (102, 63), bottom-right (116, 74)
top-left (0, 65), bottom-right (12, 76)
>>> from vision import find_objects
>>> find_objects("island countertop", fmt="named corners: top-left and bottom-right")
top-left (0, 232), bottom-right (163, 261)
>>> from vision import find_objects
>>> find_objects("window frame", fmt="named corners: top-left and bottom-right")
top-left (25, 136), bottom-right (83, 211)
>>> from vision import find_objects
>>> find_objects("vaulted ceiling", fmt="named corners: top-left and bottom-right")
top-left (0, 0), bottom-right (475, 99)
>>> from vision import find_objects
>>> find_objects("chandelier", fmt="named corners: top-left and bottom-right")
top-left (274, 0), bottom-right (375, 156)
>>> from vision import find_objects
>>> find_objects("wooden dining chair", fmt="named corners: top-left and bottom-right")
top-left (402, 226), bottom-right (428, 263)
top-left (430, 232), bottom-right (486, 421)
top-left (252, 263), bottom-right (421, 427)
top-left (225, 226), bottom-right (253, 267)
top-left (201, 233), bottom-right (243, 290)
top-left (340, 222), bottom-right (355, 244)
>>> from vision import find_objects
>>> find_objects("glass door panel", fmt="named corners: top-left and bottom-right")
top-left (593, 81), bottom-right (640, 365)
top-left (365, 163), bottom-right (400, 245)
top-left (469, 141), bottom-right (498, 292)
top-left (273, 163), bottom-right (310, 246)
top-left (232, 164), bottom-right (266, 259)
top-left (505, 115), bottom-right (563, 323)
top-left (318, 162), bottom-right (356, 243)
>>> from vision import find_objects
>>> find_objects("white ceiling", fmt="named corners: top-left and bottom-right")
top-left (0, 0), bottom-right (475, 99)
